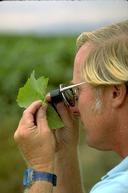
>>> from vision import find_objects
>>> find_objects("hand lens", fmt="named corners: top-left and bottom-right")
top-left (48, 82), bottom-right (85, 117)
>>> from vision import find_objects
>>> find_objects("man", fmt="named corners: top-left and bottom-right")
top-left (14, 20), bottom-right (128, 193)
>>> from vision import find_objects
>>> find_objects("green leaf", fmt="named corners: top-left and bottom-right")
top-left (47, 105), bottom-right (64, 129)
top-left (16, 71), bottom-right (48, 107)
top-left (16, 71), bottom-right (64, 129)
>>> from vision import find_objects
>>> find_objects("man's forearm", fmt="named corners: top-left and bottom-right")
top-left (24, 181), bottom-right (53, 193)
top-left (23, 162), bottom-right (55, 193)
top-left (53, 148), bottom-right (85, 193)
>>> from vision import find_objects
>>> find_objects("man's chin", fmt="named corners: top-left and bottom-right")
top-left (86, 138), bottom-right (112, 151)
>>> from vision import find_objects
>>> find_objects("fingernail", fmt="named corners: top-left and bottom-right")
top-left (46, 93), bottom-right (51, 102)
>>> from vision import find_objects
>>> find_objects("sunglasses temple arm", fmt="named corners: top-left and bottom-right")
top-left (60, 82), bottom-right (85, 92)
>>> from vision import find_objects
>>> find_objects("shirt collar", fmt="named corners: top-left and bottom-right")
top-left (101, 156), bottom-right (128, 180)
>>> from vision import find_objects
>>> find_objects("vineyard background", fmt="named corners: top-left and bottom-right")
top-left (0, 33), bottom-right (121, 193)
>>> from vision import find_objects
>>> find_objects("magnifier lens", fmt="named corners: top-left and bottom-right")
top-left (61, 84), bottom-right (78, 107)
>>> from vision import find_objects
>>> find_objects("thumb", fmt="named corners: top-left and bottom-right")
top-left (36, 104), bottom-right (49, 131)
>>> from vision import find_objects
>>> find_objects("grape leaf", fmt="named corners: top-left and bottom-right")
top-left (17, 71), bottom-right (48, 107)
top-left (47, 105), bottom-right (63, 129)
top-left (16, 71), bottom-right (64, 129)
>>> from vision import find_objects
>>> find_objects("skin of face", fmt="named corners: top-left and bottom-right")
top-left (72, 42), bottom-right (118, 151)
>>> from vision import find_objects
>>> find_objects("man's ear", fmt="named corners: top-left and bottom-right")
top-left (112, 84), bottom-right (127, 108)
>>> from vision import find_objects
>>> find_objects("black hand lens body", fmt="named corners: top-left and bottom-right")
top-left (48, 86), bottom-right (64, 118)
top-left (48, 82), bottom-right (85, 118)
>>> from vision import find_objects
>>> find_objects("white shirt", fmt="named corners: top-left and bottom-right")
top-left (90, 156), bottom-right (128, 193)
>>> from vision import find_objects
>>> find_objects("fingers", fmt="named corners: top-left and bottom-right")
top-left (19, 100), bottom-right (42, 127)
top-left (46, 93), bottom-right (51, 102)
top-left (36, 104), bottom-right (49, 131)
top-left (14, 100), bottom-right (56, 170)
top-left (25, 100), bottom-right (42, 115)
top-left (19, 100), bottom-right (50, 130)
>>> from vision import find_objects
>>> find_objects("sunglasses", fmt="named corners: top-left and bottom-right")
top-left (49, 82), bottom-right (85, 107)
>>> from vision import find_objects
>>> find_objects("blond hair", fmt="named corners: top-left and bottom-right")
top-left (77, 20), bottom-right (128, 87)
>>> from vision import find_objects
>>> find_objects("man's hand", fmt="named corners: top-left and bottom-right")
top-left (14, 100), bottom-right (56, 172)
top-left (53, 102), bottom-right (80, 157)
top-left (14, 99), bottom-right (84, 193)
top-left (46, 97), bottom-right (84, 193)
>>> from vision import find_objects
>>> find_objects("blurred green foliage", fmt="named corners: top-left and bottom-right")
top-left (0, 34), bottom-right (121, 193)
